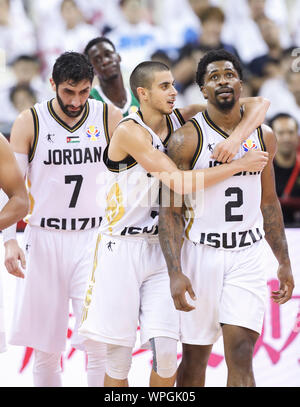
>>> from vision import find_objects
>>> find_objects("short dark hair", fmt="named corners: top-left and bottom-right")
top-left (196, 49), bottom-right (243, 87)
top-left (268, 113), bottom-right (299, 130)
top-left (84, 37), bottom-right (116, 57)
top-left (9, 84), bottom-right (37, 103)
top-left (130, 61), bottom-right (170, 101)
top-left (200, 6), bottom-right (225, 24)
top-left (52, 51), bottom-right (94, 86)
top-left (11, 54), bottom-right (40, 66)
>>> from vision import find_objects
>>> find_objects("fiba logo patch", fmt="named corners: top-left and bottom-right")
top-left (243, 139), bottom-right (257, 152)
top-left (86, 125), bottom-right (100, 141)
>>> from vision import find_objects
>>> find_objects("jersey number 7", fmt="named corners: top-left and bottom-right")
top-left (65, 175), bottom-right (83, 208)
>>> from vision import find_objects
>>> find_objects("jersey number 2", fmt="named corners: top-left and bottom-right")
top-left (65, 175), bottom-right (83, 208)
top-left (225, 187), bottom-right (243, 222)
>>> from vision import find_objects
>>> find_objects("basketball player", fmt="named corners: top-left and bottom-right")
top-left (2, 52), bottom-right (123, 387)
top-left (0, 133), bottom-right (29, 354)
top-left (84, 36), bottom-right (270, 162)
top-left (158, 50), bottom-right (295, 387)
top-left (78, 60), bottom-right (269, 387)
top-left (84, 37), bottom-right (140, 117)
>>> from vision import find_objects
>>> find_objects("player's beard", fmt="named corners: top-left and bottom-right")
top-left (214, 89), bottom-right (236, 111)
top-left (56, 92), bottom-right (85, 118)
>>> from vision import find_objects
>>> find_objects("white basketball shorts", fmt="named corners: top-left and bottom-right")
top-left (79, 233), bottom-right (179, 348)
top-left (9, 225), bottom-right (98, 353)
top-left (180, 239), bottom-right (268, 345)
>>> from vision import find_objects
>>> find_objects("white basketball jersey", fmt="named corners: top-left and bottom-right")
top-left (184, 110), bottom-right (266, 250)
top-left (100, 109), bottom-right (185, 236)
top-left (25, 98), bottom-right (110, 231)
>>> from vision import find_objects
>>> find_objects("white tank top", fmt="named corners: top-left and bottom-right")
top-left (25, 98), bottom-right (110, 231)
top-left (100, 109), bottom-right (185, 236)
top-left (184, 110), bottom-right (266, 250)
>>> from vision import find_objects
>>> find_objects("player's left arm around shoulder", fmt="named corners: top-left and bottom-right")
top-left (107, 104), bottom-right (123, 139)
top-left (260, 124), bottom-right (294, 303)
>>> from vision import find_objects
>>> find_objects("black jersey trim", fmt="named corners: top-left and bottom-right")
top-left (29, 107), bottom-right (39, 163)
top-left (163, 114), bottom-right (174, 147)
top-left (103, 103), bottom-right (110, 144)
top-left (173, 108), bottom-right (185, 126)
top-left (136, 109), bottom-right (174, 148)
top-left (103, 145), bottom-right (138, 173)
top-left (189, 118), bottom-right (203, 169)
top-left (203, 110), bottom-right (229, 139)
top-left (47, 99), bottom-right (89, 133)
top-left (257, 126), bottom-right (266, 151)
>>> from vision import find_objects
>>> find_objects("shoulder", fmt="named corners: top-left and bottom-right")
top-left (111, 119), bottom-right (152, 152)
top-left (115, 119), bottom-right (149, 140)
top-left (10, 109), bottom-right (35, 149)
top-left (261, 123), bottom-right (277, 157)
top-left (167, 120), bottom-right (200, 165)
top-left (177, 105), bottom-right (205, 122)
top-left (12, 109), bottom-right (35, 133)
top-left (107, 103), bottom-right (123, 118)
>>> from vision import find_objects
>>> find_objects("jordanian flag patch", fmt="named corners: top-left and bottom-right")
top-left (67, 136), bottom-right (80, 143)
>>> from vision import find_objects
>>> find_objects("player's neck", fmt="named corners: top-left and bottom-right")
top-left (99, 75), bottom-right (127, 109)
top-left (206, 103), bottom-right (242, 135)
top-left (139, 107), bottom-right (167, 138)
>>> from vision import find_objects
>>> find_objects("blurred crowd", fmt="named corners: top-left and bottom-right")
top-left (0, 0), bottom-right (299, 226)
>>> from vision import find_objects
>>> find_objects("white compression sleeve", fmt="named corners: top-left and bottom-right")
top-left (2, 153), bottom-right (28, 243)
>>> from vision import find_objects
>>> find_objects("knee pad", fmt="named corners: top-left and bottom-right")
top-left (33, 350), bottom-right (62, 387)
top-left (105, 344), bottom-right (132, 380)
top-left (150, 337), bottom-right (178, 378)
top-left (85, 339), bottom-right (107, 370)
top-left (33, 350), bottom-right (61, 374)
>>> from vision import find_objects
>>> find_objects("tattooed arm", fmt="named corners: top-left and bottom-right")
top-left (159, 123), bottom-right (198, 311)
top-left (260, 125), bottom-right (294, 304)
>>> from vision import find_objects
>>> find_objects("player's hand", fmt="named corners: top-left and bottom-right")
top-left (211, 138), bottom-right (241, 163)
top-left (169, 272), bottom-right (196, 312)
top-left (4, 239), bottom-right (26, 279)
top-left (271, 263), bottom-right (294, 305)
top-left (240, 149), bottom-right (269, 172)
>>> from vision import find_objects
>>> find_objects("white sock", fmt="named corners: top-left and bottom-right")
top-left (33, 350), bottom-right (62, 387)
top-left (85, 339), bottom-right (107, 387)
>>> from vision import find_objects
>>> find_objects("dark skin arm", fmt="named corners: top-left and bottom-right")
top-left (260, 125), bottom-right (294, 304)
top-left (159, 122), bottom-right (198, 311)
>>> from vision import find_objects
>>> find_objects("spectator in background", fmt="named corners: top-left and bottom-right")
top-left (0, 55), bottom-right (49, 136)
top-left (172, 6), bottom-right (240, 104)
top-left (107, 0), bottom-right (166, 82)
top-left (247, 16), bottom-right (288, 94)
top-left (221, 0), bottom-right (291, 65)
top-left (270, 113), bottom-right (300, 226)
top-left (0, 0), bottom-right (37, 65)
top-left (9, 83), bottom-right (37, 115)
top-left (84, 37), bottom-right (140, 116)
top-left (36, 0), bottom-right (100, 79)
top-left (258, 49), bottom-right (300, 127)
top-left (156, 0), bottom-right (211, 57)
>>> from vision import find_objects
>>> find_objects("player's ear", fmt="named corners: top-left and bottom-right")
top-left (137, 86), bottom-right (147, 101)
top-left (201, 86), bottom-right (208, 100)
top-left (49, 78), bottom-right (56, 92)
